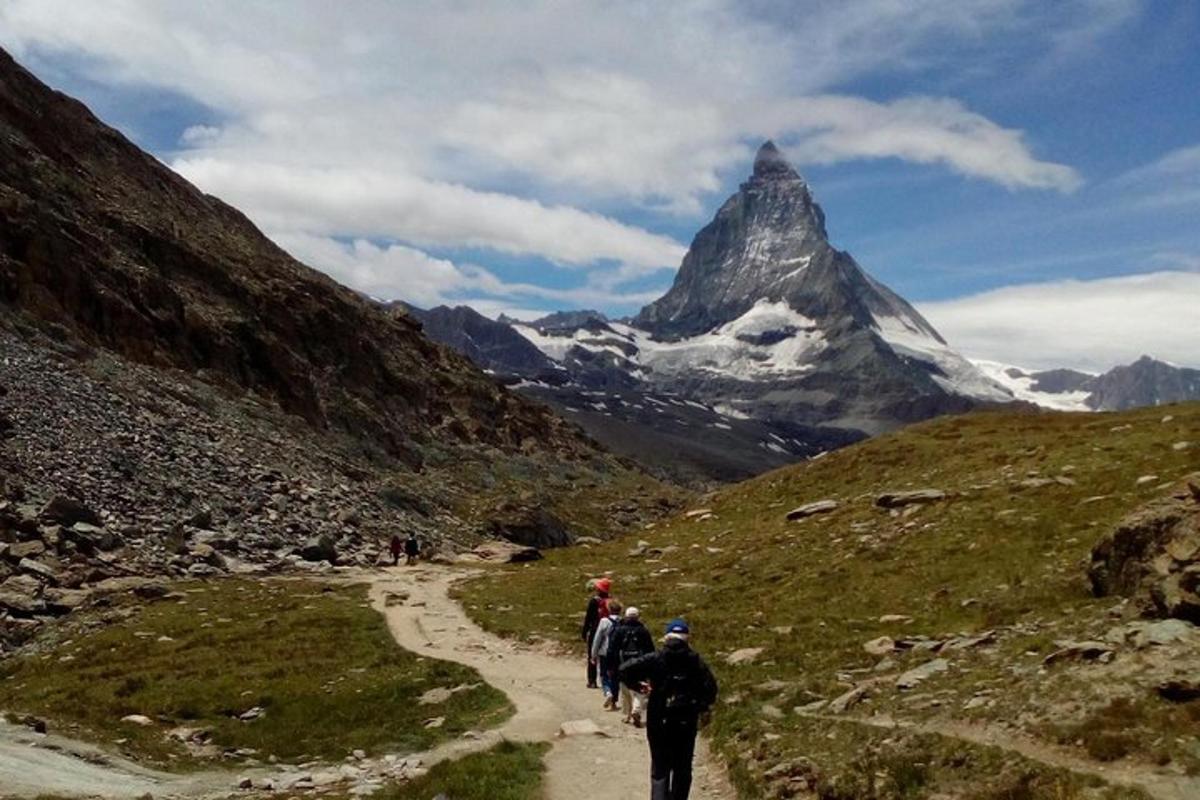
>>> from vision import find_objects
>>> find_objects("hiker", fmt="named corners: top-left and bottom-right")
top-left (389, 534), bottom-right (403, 567)
top-left (581, 577), bottom-right (612, 688)
top-left (609, 605), bottom-right (655, 727)
top-left (619, 618), bottom-right (718, 800)
top-left (404, 533), bottom-right (420, 566)
top-left (590, 599), bottom-right (624, 709)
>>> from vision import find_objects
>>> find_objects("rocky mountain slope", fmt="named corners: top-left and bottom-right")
top-left (978, 356), bottom-right (1200, 412)
top-left (0, 48), bottom-right (678, 653)
top-left (402, 303), bottom-right (860, 483)
top-left (0, 47), bottom-right (589, 466)
top-left (462, 402), bottom-right (1200, 799)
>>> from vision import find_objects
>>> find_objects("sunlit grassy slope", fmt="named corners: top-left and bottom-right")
top-left (459, 404), bottom-right (1200, 799)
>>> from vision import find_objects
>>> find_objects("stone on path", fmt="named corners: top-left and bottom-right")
top-left (558, 719), bottom-right (608, 738)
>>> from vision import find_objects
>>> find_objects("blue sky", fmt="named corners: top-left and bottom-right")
top-left (2, 0), bottom-right (1197, 370)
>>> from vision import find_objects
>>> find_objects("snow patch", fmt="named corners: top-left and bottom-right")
top-left (972, 360), bottom-right (1093, 412)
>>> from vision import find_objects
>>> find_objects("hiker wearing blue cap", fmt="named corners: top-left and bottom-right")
top-left (619, 617), bottom-right (719, 800)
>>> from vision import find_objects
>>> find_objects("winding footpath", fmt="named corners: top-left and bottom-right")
top-left (370, 564), bottom-right (736, 800)
top-left (0, 565), bottom-right (734, 799)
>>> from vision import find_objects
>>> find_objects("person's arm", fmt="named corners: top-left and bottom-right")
top-left (618, 650), bottom-right (657, 686)
top-left (590, 618), bottom-right (610, 661)
top-left (695, 656), bottom-right (719, 712)
top-left (581, 597), bottom-right (599, 640)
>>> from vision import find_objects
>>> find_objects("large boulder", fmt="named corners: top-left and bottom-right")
top-left (483, 505), bottom-right (574, 549)
top-left (39, 496), bottom-right (101, 527)
top-left (1089, 477), bottom-right (1200, 622)
top-left (297, 534), bottom-right (338, 564)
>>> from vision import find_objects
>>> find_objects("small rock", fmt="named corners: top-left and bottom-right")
top-left (896, 658), bottom-right (950, 689)
top-left (786, 500), bottom-right (838, 520)
top-left (828, 686), bottom-right (869, 713)
top-left (863, 636), bottom-right (895, 656)
top-left (121, 714), bottom-right (154, 726)
top-left (875, 490), bottom-right (947, 509)
top-left (724, 647), bottom-right (765, 666)
top-left (558, 719), bottom-right (607, 737)
top-left (1043, 641), bottom-right (1114, 666)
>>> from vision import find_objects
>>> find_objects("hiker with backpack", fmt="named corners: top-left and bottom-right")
top-left (589, 598), bottom-right (624, 709)
top-left (403, 533), bottom-right (420, 566)
top-left (608, 606), bottom-right (655, 727)
top-left (580, 577), bottom-right (612, 688)
top-left (619, 618), bottom-right (718, 800)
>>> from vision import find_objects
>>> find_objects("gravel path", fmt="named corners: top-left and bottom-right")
top-left (370, 564), bottom-right (736, 800)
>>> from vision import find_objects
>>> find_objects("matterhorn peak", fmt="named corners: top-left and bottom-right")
top-left (752, 139), bottom-right (802, 181)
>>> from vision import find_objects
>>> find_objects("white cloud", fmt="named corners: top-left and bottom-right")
top-left (275, 232), bottom-right (665, 311)
top-left (176, 158), bottom-right (686, 274)
top-left (918, 270), bottom-right (1200, 371)
top-left (0, 1), bottom-right (1089, 212)
top-left (770, 95), bottom-right (1081, 192)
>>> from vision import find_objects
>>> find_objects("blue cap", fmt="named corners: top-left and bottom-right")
top-left (664, 618), bottom-right (690, 635)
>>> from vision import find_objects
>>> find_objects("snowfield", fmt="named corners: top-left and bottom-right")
top-left (972, 359), bottom-right (1093, 412)
top-left (872, 312), bottom-right (1012, 402)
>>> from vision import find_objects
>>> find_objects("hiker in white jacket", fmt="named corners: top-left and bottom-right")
top-left (589, 599), bottom-right (623, 710)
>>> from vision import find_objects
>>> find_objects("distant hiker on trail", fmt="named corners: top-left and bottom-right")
top-left (619, 618), bottom-right (718, 800)
top-left (581, 577), bottom-right (612, 688)
top-left (404, 533), bottom-right (420, 566)
top-left (389, 534), bottom-right (403, 567)
top-left (590, 598), bottom-right (623, 709)
top-left (609, 605), bottom-right (655, 727)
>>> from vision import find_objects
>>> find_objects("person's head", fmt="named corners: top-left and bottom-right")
top-left (625, 606), bottom-right (640, 621)
top-left (664, 618), bottom-right (690, 643)
top-left (607, 599), bottom-right (623, 618)
top-left (594, 578), bottom-right (612, 596)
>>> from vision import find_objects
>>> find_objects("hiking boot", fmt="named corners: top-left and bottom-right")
top-left (632, 712), bottom-right (642, 728)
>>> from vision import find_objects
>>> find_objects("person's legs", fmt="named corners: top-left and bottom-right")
top-left (631, 688), bottom-right (647, 727)
top-left (586, 635), bottom-right (597, 687)
top-left (619, 682), bottom-right (633, 719)
top-left (668, 723), bottom-right (698, 800)
top-left (647, 725), bottom-right (671, 800)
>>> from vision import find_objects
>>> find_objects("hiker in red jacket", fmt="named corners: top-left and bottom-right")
top-left (388, 534), bottom-right (403, 567)
top-left (580, 577), bottom-right (612, 688)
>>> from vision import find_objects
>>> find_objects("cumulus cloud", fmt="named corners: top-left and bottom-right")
top-left (176, 159), bottom-right (686, 274)
top-left (918, 270), bottom-right (1200, 371)
top-left (0, 0), bottom-right (1123, 311)
top-left (276, 232), bottom-right (664, 311)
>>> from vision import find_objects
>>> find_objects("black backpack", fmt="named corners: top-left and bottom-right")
top-left (659, 651), bottom-right (701, 720)
top-left (617, 622), bottom-right (647, 665)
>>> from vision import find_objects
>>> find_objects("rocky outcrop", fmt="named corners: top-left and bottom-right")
top-left (1089, 477), bottom-right (1200, 621)
top-left (483, 504), bottom-right (574, 549)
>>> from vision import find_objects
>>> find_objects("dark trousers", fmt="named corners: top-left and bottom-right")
top-left (648, 720), bottom-right (698, 800)
top-left (586, 632), bottom-right (597, 686)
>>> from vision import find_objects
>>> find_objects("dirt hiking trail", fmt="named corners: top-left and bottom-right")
top-left (370, 564), bottom-right (736, 800)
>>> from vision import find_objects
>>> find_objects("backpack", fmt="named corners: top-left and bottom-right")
top-left (616, 622), bottom-right (648, 665)
top-left (659, 651), bottom-right (701, 720)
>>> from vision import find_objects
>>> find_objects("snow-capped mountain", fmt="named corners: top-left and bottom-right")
top-left (400, 142), bottom-right (1019, 480)
top-left (976, 357), bottom-right (1200, 412)
top-left (527, 141), bottom-right (1008, 434)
